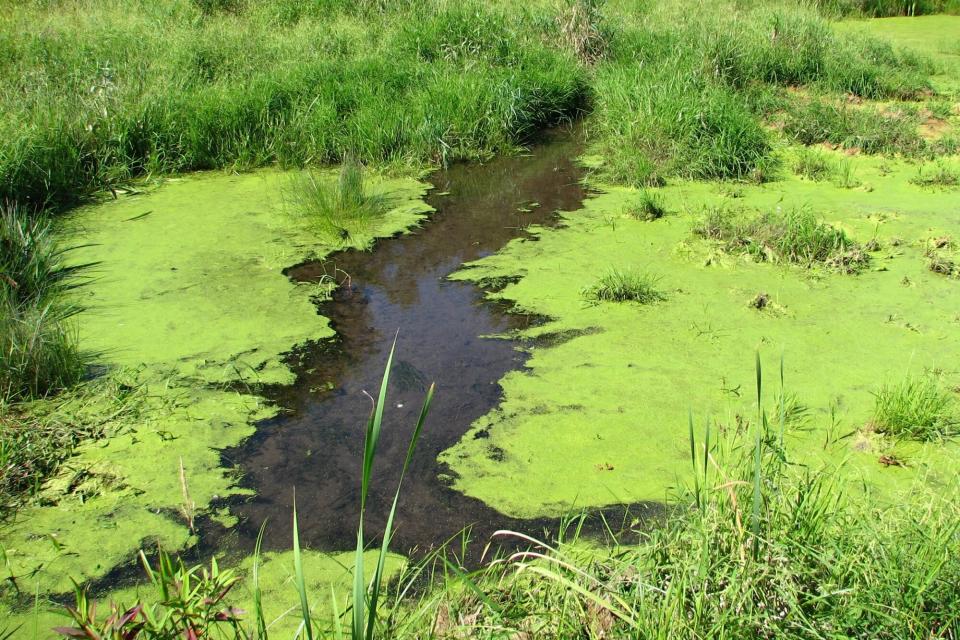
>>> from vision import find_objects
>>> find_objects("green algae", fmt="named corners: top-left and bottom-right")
top-left (0, 168), bottom-right (431, 603)
top-left (441, 150), bottom-right (960, 518)
top-left (66, 169), bottom-right (432, 385)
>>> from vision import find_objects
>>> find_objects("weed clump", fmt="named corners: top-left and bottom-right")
top-left (925, 237), bottom-right (960, 278)
top-left (583, 268), bottom-right (666, 304)
top-left (1, 204), bottom-right (86, 403)
top-left (695, 206), bottom-right (869, 272)
top-left (625, 190), bottom-right (667, 221)
top-left (556, 0), bottom-right (610, 64)
top-left (288, 159), bottom-right (389, 246)
top-left (872, 374), bottom-right (957, 440)
top-left (792, 147), bottom-right (836, 181)
top-left (910, 163), bottom-right (960, 188)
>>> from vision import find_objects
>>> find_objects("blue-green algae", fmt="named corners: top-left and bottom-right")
top-left (442, 151), bottom-right (960, 517)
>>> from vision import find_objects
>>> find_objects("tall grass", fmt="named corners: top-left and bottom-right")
top-left (0, 0), bottom-right (938, 209)
top-left (784, 99), bottom-right (925, 155)
top-left (0, 204), bottom-right (87, 403)
top-left (811, 0), bottom-right (960, 17)
top-left (0, 1), bottom-right (589, 212)
top-left (412, 358), bottom-right (960, 639)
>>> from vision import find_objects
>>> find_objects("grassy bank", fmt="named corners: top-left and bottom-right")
top-left (0, 0), bottom-right (948, 214)
top-left (49, 368), bottom-right (960, 638)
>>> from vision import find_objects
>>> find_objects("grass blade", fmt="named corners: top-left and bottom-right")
top-left (253, 519), bottom-right (269, 640)
top-left (292, 497), bottom-right (314, 640)
top-left (365, 382), bottom-right (435, 638)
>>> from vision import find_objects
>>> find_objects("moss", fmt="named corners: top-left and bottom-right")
top-left (442, 152), bottom-right (960, 518)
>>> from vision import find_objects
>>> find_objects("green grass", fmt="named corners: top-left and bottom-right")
top-left (583, 268), bottom-right (666, 304)
top-left (287, 160), bottom-right (390, 245)
top-left (910, 162), bottom-right (960, 188)
top-left (695, 206), bottom-right (870, 272)
top-left (0, 204), bottom-right (87, 404)
top-left (0, 0), bottom-right (590, 212)
top-left (814, 0), bottom-right (960, 17)
top-left (872, 374), bottom-right (958, 440)
top-left (784, 99), bottom-right (925, 155)
top-left (792, 147), bottom-right (837, 181)
top-left (0, 0), bottom-right (938, 210)
top-left (624, 190), bottom-right (667, 221)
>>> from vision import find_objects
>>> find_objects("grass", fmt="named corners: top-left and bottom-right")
top-left (872, 374), bottom-right (958, 440)
top-left (287, 159), bottom-right (390, 245)
top-left (925, 236), bottom-right (960, 277)
top-left (0, 204), bottom-right (88, 404)
top-left (792, 147), bottom-right (837, 181)
top-left (0, 0), bottom-right (938, 210)
top-left (624, 190), bottom-right (667, 221)
top-left (694, 206), bottom-right (869, 272)
top-left (0, 0), bottom-right (590, 212)
top-left (815, 0), bottom-right (960, 16)
top-left (583, 268), bottom-right (666, 304)
top-left (910, 162), bottom-right (960, 188)
top-left (784, 99), bottom-right (926, 155)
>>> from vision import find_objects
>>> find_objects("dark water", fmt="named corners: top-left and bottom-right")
top-left (219, 128), bottom-right (661, 563)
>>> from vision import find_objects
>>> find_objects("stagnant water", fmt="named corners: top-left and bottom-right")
top-left (218, 128), bottom-right (659, 563)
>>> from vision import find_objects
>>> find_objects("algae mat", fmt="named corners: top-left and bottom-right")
top-left (442, 152), bottom-right (960, 518)
top-left (0, 169), bottom-right (431, 600)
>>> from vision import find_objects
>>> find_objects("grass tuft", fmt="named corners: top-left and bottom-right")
top-left (1, 204), bottom-right (88, 403)
top-left (792, 147), bottom-right (836, 181)
top-left (695, 206), bottom-right (869, 272)
top-left (625, 190), bottom-right (667, 221)
top-left (910, 163), bottom-right (960, 188)
top-left (872, 374), bottom-right (957, 440)
top-left (288, 159), bottom-right (390, 246)
top-left (583, 268), bottom-right (666, 304)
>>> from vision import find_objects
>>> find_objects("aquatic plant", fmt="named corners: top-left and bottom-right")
top-left (871, 374), bottom-right (957, 440)
top-left (404, 358), bottom-right (960, 639)
top-left (288, 160), bottom-right (390, 245)
top-left (583, 268), bottom-right (666, 304)
top-left (694, 206), bottom-right (869, 272)
top-left (624, 190), bottom-right (667, 221)
top-left (0, 375), bottom-right (142, 518)
top-left (834, 158), bottom-right (862, 189)
top-left (792, 147), bottom-right (837, 181)
top-left (52, 356), bottom-right (960, 639)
